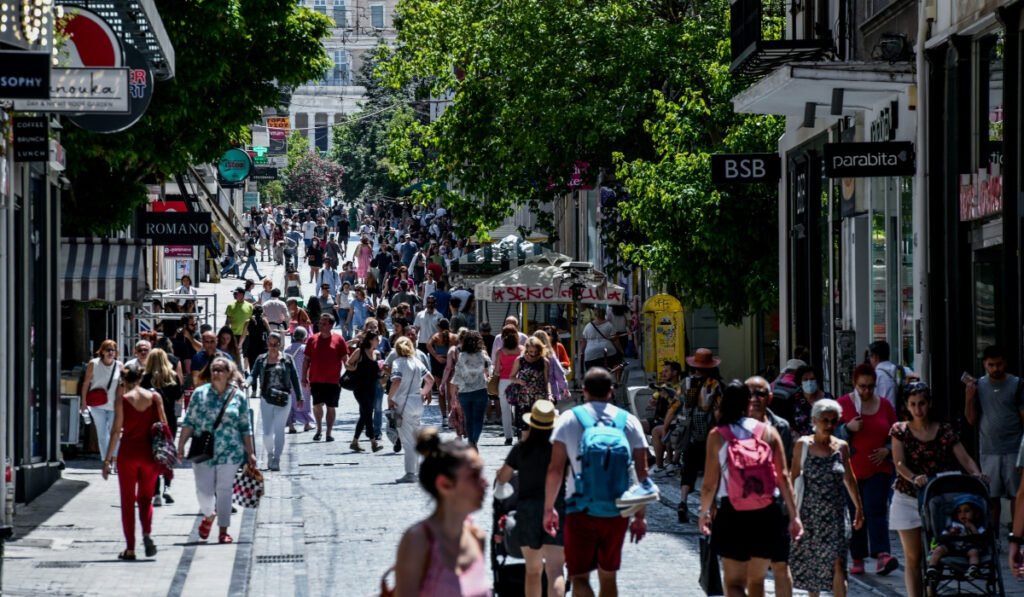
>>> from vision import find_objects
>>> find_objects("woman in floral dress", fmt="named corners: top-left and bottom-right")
top-left (507, 337), bottom-right (551, 435)
top-left (790, 398), bottom-right (864, 597)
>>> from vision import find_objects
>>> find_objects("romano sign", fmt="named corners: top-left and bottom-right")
top-left (137, 211), bottom-right (212, 245)
top-left (823, 141), bottom-right (915, 178)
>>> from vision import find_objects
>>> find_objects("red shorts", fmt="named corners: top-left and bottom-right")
top-left (564, 512), bottom-right (630, 576)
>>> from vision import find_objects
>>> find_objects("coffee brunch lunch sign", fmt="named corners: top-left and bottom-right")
top-left (823, 141), bottom-right (915, 178)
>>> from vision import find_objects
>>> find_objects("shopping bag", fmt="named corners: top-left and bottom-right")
top-left (232, 464), bottom-right (265, 509)
top-left (699, 535), bottom-right (724, 596)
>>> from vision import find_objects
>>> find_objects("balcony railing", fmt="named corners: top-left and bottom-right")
top-left (730, 0), bottom-right (836, 78)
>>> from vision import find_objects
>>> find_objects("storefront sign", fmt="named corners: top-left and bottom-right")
top-left (13, 116), bottom-right (49, 162)
top-left (823, 141), bottom-right (915, 177)
top-left (138, 211), bottom-right (212, 245)
top-left (163, 245), bottom-right (195, 258)
top-left (266, 117), bottom-right (289, 155)
top-left (491, 285), bottom-right (624, 304)
top-left (251, 166), bottom-right (278, 182)
top-left (69, 45), bottom-right (152, 133)
top-left (243, 192), bottom-right (260, 209)
top-left (0, 51), bottom-right (51, 99)
top-left (218, 148), bottom-right (253, 184)
top-left (959, 168), bottom-right (1003, 221)
top-left (711, 153), bottom-right (781, 184)
top-left (14, 68), bottom-right (129, 113)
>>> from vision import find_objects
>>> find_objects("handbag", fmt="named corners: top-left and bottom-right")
top-left (794, 439), bottom-right (809, 513)
top-left (86, 364), bottom-right (117, 407)
top-left (186, 388), bottom-right (234, 464)
top-left (150, 421), bottom-right (177, 478)
top-left (487, 373), bottom-right (500, 396)
top-left (698, 535), bottom-right (724, 595)
top-left (231, 464), bottom-right (264, 508)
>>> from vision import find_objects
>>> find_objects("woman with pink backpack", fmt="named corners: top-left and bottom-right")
top-left (698, 380), bottom-right (804, 596)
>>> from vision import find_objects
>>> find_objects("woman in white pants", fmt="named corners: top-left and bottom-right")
top-left (493, 328), bottom-right (524, 445)
top-left (80, 339), bottom-right (122, 467)
top-left (178, 357), bottom-right (256, 544)
top-left (387, 337), bottom-right (435, 483)
top-left (246, 332), bottom-right (302, 471)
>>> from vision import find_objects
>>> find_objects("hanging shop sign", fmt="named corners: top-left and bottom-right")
top-left (58, 6), bottom-right (123, 68)
top-left (266, 117), bottom-right (289, 155)
top-left (13, 116), bottom-right (49, 162)
top-left (0, 51), bottom-right (51, 99)
top-left (14, 68), bottom-right (129, 113)
top-left (823, 141), bottom-right (915, 177)
top-left (138, 211), bottom-right (212, 245)
top-left (163, 246), bottom-right (195, 258)
top-left (218, 148), bottom-right (253, 184)
top-left (251, 166), bottom-right (278, 182)
top-left (711, 153), bottom-right (781, 184)
top-left (69, 45), bottom-right (152, 133)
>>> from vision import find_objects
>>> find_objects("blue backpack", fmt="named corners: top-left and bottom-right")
top-left (570, 405), bottom-right (632, 517)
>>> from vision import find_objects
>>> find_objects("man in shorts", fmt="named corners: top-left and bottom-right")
top-left (544, 368), bottom-right (648, 596)
top-left (966, 344), bottom-right (1024, 528)
top-left (302, 313), bottom-right (349, 442)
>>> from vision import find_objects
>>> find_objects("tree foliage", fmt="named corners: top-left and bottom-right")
top-left (282, 150), bottom-right (345, 207)
top-left (259, 179), bottom-right (284, 204)
top-left (61, 0), bottom-right (332, 236)
top-left (330, 44), bottom-right (418, 202)
top-left (383, 0), bottom-right (782, 323)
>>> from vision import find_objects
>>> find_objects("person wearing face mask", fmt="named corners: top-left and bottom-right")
top-left (837, 363), bottom-right (898, 577)
top-left (791, 365), bottom-right (834, 441)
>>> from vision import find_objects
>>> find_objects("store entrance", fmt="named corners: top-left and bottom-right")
top-left (972, 246), bottom-right (1004, 363)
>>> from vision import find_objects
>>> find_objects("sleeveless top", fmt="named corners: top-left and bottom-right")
top-left (418, 523), bottom-right (491, 597)
top-left (352, 349), bottom-right (380, 392)
top-left (119, 394), bottom-right (159, 450)
top-left (285, 276), bottom-right (302, 298)
top-left (498, 351), bottom-right (519, 380)
top-left (89, 358), bottom-right (122, 411)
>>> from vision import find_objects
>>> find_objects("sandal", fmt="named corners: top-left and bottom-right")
top-left (143, 536), bottom-right (157, 557)
top-left (118, 550), bottom-right (136, 561)
top-left (198, 515), bottom-right (215, 541)
top-left (219, 532), bottom-right (233, 544)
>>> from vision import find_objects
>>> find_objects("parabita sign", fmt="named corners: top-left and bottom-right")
top-left (823, 141), bottom-right (915, 178)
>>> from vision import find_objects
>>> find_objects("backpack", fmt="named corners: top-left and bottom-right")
top-left (877, 363), bottom-right (911, 417)
top-left (570, 405), bottom-right (632, 516)
top-left (717, 422), bottom-right (777, 511)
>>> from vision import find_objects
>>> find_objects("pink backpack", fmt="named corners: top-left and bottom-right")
top-left (718, 422), bottom-right (777, 511)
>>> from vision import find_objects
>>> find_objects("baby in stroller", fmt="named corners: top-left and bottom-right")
top-left (927, 494), bottom-right (986, 580)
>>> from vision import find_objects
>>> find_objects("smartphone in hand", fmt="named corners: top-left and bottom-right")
top-left (961, 371), bottom-right (976, 385)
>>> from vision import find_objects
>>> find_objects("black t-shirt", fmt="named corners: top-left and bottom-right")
top-left (244, 320), bottom-right (270, 359)
top-left (338, 219), bottom-right (350, 236)
top-left (246, 237), bottom-right (258, 253)
top-left (171, 333), bottom-right (197, 362)
top-left (504, 441), bottom-right (563, 501)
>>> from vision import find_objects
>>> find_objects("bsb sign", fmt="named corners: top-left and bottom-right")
top-left (824, 141), bottom-right (915, 177)
top-left (711, 153), bottom-right (781, 184)
top-left (138, 211), bottom-right (212, 245)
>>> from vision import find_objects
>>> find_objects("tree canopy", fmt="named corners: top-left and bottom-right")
top-left (282, 148), bottom-right (344, 207)
top-left (61, 0), bottom-right (332, 236)
top-left (382, 0), bottom-right (782, 323)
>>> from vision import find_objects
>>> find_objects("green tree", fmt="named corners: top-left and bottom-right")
top-left (329, 44), bottom-right (417, 202)
top-left (382, 0), bottom-right (781, 322)
top-left (259, 179), bottom-right (284, 204)
top-left (61, 0), bottom-right (332, 236)
top-left (286, 130), bottom-right (310, 170)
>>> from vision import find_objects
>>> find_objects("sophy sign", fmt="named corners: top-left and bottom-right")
top-left (823, 141), bottom-right (915, 178)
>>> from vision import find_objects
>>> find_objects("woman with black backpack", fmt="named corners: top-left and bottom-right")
top-left (246, 332), bottom-right (302, 471)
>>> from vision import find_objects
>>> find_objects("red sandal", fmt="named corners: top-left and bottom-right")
top-left (218, 532), bottom-right (233, 544)
top-left (198, 516), bottom-right (214, 541)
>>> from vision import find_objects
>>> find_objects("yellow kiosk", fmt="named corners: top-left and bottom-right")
top-left (642, 294), bottom-right (685, 375)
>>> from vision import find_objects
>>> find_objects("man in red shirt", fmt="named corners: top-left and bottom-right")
top-left (302, 313), bottom-right (349, 441)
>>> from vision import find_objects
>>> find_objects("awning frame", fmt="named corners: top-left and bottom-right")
top-left (62, 237), bottom-right (151, 305)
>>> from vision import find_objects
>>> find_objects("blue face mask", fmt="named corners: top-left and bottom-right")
top-left (802, 380), bottom-right (818, 395)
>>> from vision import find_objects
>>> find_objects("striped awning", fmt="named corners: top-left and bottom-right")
top-left (61, 237), bottom-right (150, 304)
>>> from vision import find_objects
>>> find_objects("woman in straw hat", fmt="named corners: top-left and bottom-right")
top-left (496, 400), bottom-right (566, 597)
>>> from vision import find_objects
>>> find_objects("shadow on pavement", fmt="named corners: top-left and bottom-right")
top-left (10, 478), bottom-right (90, 539)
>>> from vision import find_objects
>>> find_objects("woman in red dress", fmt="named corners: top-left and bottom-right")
top-left (102, 366), bottom-right (168, 560)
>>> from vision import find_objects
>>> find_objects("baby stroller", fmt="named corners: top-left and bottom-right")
top-left (491, 474), bottom-right (553, 596)
top-left (920, 474), bottom-right (1004, 596)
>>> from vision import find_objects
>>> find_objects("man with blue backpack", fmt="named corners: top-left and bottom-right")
top-left (544, 367), bottom-right (653, 597)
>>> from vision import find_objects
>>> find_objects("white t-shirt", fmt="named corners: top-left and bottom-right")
top-left (413, 310), bottom-right (441, 341)
top-left (550, 401), bottom-right (647, 498)
top-left (302, 220), bottom-right (317, 240)
top-left (450, 289), bottom-right (471, 312)
top-left (583, 320), bottom-right (616, 361)
top-left (389, 355), bottom-right (432, 412)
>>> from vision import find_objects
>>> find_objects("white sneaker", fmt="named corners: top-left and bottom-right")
top-left (396, 473), bottom-right (417, 484)
top-left (649, 465), bottom-right (668, 476)
top-left (664, 463), bottom-right (679, 475)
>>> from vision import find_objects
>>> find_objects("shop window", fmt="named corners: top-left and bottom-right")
top-left (869, 175), bottom-right (914, 370)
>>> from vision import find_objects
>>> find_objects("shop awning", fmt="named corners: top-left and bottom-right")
top-left (474, 253), bottom-right (625, 305)
top-left (732, 61), bottom-right (915, 117)
top-left (61, 237), bottom-right (150, 304)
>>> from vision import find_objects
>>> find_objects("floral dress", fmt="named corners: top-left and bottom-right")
top-left (790, 446), bottom-right (850, 592)
top-left (509, 356), bottom-right (547, 432)
top-left (890, 422), bottom-right (960, 497)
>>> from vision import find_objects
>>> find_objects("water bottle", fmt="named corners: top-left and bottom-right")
top-left (81, 409), bottom-right (92, 426)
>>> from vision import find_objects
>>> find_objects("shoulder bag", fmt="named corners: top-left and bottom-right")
top-left (793, 438), bottom-right (810, 513)
top-left (86, 363), bottom-right (117, 407)
top-left (186, 387), bottom-right (235, 464)
top-left (340, 350), bottom-right (360, 391)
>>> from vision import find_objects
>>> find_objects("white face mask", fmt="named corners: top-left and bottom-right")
top-left (802, 380), bottom-right (818, 395)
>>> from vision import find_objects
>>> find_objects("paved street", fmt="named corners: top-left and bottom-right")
top-left (7, 235), bottom-right (1018, 596)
